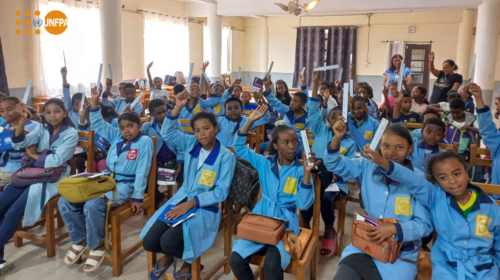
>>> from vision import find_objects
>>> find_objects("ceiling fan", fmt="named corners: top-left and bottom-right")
top-left (275, 0), bottom-right (320, 16)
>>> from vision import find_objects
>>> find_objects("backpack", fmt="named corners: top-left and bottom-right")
top-left (228, 159), bottom-right (260, 211)
top-left (175, 71), bottom-right (187, 85)
top-left (446, 124), bottom-right (472, 154)
top-left (164, 75), bottom-right (176, 86)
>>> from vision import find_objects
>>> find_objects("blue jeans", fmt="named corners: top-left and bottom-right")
top-left (0, 186), bottom-right (29, 261)
top-left (58, 197), bottom-right (107, 250)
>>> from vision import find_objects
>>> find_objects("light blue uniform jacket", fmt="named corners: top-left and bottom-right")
top-left (477, 106), bottom-right (500, 186)
top-left (179, 94), bottom-right (221, 131)
top-left (62, 84), bottom-right (90, 132)
top-left (232, 132), bottom-right (315, 270)
top-left (0, 117), bottom-right (6, 126)
top-left (384, 161), bottom-right (500, 280)
top-left (263, 89), bottom-right (310, 145)
top-left (409, 138), bottom-right (445, 173)
top-left (11, 124), bottom-right (79, 226)
top-left (141, 119), bottom-right (184, 163)
top-left (366, 99), bottom-right (378, 119)
top-left (208, 88), bottom-right (233, 117)
top-left (140, 113), bottom-right (236, 263)
top-left (101, 93), bottom-right (143, 116)
top-left (90, 107), bottom-right (153, 204)
top-left (0, 120), bottom-right (42, 173)
top-left (346, 112), bottom-right (380, 151)
top-left (324, 147), bottom-right (433, 280)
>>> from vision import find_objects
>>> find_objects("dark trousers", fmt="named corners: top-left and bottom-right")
top-left (230, 246), bottom-right (283, 280)
top-left (0, 186), bottom-right (29, 260)
top-left (142, 220), bottom-right (184, 259)
top-left (333, 253), bottom-right (382, 280)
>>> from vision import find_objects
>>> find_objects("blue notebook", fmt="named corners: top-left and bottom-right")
top-left (157, 204), bottom-right (196, 226)
top-left (0, 130), bottom-right (13, 151)
top-left (95, 133), bottom-right (108, 151)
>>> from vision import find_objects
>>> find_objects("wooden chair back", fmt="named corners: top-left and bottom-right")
top-left (179, 119), bottom-right (194, 133)
top-left (140, 116), bottom-right (151, 125)
top-left (246, 124), bottom-right (265, 154)
top-left (470, 144), bottom-right (493, 167)
top-left (404, 120), bottom-right (423, 130)
top-left (475, 182), bottom-right (500, 207)
top-left (70, 130), bottom-right (95, 175)
top-left (242, 86), bottom-right (251, 92)
top-left (438, 143), bottom-right (459, 153)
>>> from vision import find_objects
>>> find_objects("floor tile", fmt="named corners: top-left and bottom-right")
top-left (2, 249), bottom-right (64, 280)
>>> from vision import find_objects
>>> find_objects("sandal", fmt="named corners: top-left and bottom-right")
top-left (83, 249), bottom-right (106, 273)
top-left (64, 244), bottom-right (86, 265)
top-left (320, 236), bottom-right (337, 257)
top-left (149, 260), bottom-right (172, 280)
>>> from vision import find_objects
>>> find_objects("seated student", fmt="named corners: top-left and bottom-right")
top-left (409, 108), bottom-right (444, 142)
top-left (471, 83), bottom-right (500, 198)
top-left (240, 91), bottom-right (259, 115)
top-left (263, 75), bottom-right (309, 157)
top-left (444, 98), bottom-right (478, 159)
top-left (380, 82), bottom-right (397, 110)
top-left (102, 81), bottom-right (143, 116)
top-left (142, 99), bottom-right (184, 209)
top-left (459, 85), bottom-right (475, 114)
top-left (147, 61), bottom-right (171, 103)
top-left (233, 85), bottom-right (242, 99)
top-left (206, 81), bottom-right (227, 117)
top-left (0, 97), bottom-right (42, 191)
top-left (0, 99), bottom-right (78, 276)
top-left (429, 91), bottom-right (461, 113)
top-left (302, 76), bottom-right (356, 256)
top-left (230, 108), bottom-right (315, 280)
top-left (327, 122), bottom-right (432, 280)
top-left (217, 95), bottom-right (270, 148)
top-left (382, 93), bottom-right (421, 125)
top-left (319, 81), bottom-right (338, 109)
top-left (409, 118), bottom-right (446, 173)
top-left (0, 92), bottom-right (8, 126)
top-left (274, 79), bottom-right (292, 106)
top-left (323, 88), bottom-right (353, 121)
top-left (347, 95), bottom-right (380, 151)
top-left (358, 84), bottom-right (377, 119)
top-left (26, 106), bottom-right (43, 123)
top-left (61, 67), bottom-right (90, 131)
top-left (59, 87), bottom-right (153, 273)
top-left (179, 81), bottom-right (221, 121)
top-left (141, 92), bottom-right (236, 280)
top-left (410, 85), bottom-right (429, 114)
top-left (371, 150), bottom-right (500, 280)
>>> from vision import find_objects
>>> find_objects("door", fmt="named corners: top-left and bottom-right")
top-left (405, 44), bottom-right (431, 89)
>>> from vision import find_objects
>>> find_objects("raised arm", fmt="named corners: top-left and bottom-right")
top-left (428, 51), bottom-right (441, 78)
top-left (390, 89), bottom-right (404, 122)
top-left (296, 149), bottom-right (316, 211)
top-left (146, 61), bottom-right (154, 89)
top-left (263, 75), bottom-right (289, 116)
top-left (101, 78), bottom-right (112, 106)
top-left (471, 83), bottom-right (500, 155)
top-left (60, 67), bottom-right (74, 113)
top-left (161, 90), bottom-right (195, 154)
top-left (90, 85), bottom-right (122, 143)
top-left (234, 106), bottom-right (269, 167)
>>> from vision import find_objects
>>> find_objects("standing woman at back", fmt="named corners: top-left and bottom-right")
top-left (428, 51), bottom-right (463, 104)
top-left (383, 54), bottom-right (414, 89)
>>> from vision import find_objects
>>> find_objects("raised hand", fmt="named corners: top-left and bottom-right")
top-left (105, 78), bottom-right (113, 92)
top-left (176, 89), bottom-right (189, 107)
top-left (203, 61), bottom-right (209, 71)
top-left (61, 67), bottom-right (67, 77)
top-left (382, 86), bottom-right (389, 96)
top-left (332, 119), bottom-right (347, 140)
top-left (302, 146), bottom-right (316, 172)
top-left (428, 51), bottom-right (435, 63)
top-left (263, 75), bottom-right (272, 85)
top-left (299, 74), bottom-right (305, 86)
top-left (468, 83), bottom-right (482, 97)
top-left (90, 85), bottom-right (102, 109)
top-left (15, 103), bottom-right (28, 122)
top-left (393, 89), bottom-right (404, 104)
top-left (147, 61), bottom-right (154, 70)
top-left (335, 80), bottom-right (340, 88)
top-left (123, 106), bottom-right (133, 114)
top-left (248, 104), bottom-right (268, 122)
top-left (231, 78), bottom-right (242, 88)
top-left (313, 71), bottom-right (321, 84)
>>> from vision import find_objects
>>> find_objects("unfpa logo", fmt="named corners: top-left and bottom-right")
top-left (15, 10), bottom-right (68, 35)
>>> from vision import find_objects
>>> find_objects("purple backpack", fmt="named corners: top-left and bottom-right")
top-left (10, 150), bottom-right (67, 188)
top-left (445, 124), bottom-right (472, 154)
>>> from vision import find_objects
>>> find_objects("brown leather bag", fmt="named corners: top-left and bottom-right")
top-left (351, 211), bottom-right (402, 264)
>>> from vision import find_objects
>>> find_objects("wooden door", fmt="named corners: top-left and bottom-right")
top-left (405, 44), bottom-right (431, 89)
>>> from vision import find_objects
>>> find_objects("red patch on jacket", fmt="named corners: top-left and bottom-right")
top-left (126, 149), bottom-right (138, 161)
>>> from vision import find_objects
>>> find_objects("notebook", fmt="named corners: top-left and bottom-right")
top-left (157, 204), bottom-right (196, 227)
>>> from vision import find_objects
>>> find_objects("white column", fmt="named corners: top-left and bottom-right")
top-left (207, 3), bottom-right (221, 81)
top-left (259, 18), bottom-right (268, 73)
top-left (99, 0), bottom-right (123, 83)
top-left (473, 0), bottom-right (500, 105)
top-left (456, 10), bottom-right (475, 81)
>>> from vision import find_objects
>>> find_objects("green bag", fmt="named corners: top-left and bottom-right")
top-left (58, 174), bottom-right (117, 252)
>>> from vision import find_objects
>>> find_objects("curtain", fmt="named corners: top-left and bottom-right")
top-left (324, 27), bottom-right (357, 84)
top-left (0, 37), bottom-right (9, 95)
top-left (385, 41), bottom-right (405, 70)
top-left (144, 12), bottom-right (189, 78)
top-left (292, 27), bottom-right (325, 89)
top-left (203, 24), bottom-right (232, 74)
top-left (34, 0), bottom-right (101, 97)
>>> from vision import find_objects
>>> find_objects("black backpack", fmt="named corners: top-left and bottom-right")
top-left (228, 159), bottom-right (260, 211)
top-left (164, 75), bottom-right (176, 86)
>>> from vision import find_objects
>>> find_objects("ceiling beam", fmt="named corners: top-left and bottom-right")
top-left (189, 0), bottom-right (216, 5)
top-left (249, 15), bottom-right (268, 19)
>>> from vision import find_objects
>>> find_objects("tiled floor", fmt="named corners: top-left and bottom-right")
top-left (2, 200), bottom-right (364, 280)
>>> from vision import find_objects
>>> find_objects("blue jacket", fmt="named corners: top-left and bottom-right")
top-left (0, 120), bottom-right (42, 173)
top-left (90, 107), bottom-right (153, 205)
top-left (0, 117), bottom-right (6, 126)
top-left (477, 106), bottom-right (500, 187)
top-left (142, 119), bottom-right (184, 163)
top-left (101, 93), bottom-right (143, 115)
top-left (384, 161), bottom-right (500, 280)
top-left (179, 94), bottom-right (221, 131)
top-left (62, 84), bottom-right (90, 132)
top-left (140, 113), bottom-right (236, 264)
top-left (347, 112), bottom-right (380, 151)
top-left (11, 123), bottom-right (79, 226)
top-left (409, 138), bottom-right (445, 173)
top-left (324, 147), bottom-right (433, 280)
top-left (366, 99), bottom-right (377, 119)
top-left (232, 132), bottom-right (315, 270)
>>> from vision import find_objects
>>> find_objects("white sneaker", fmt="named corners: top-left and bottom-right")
top-left (0, 260), bottom-right (15, 276)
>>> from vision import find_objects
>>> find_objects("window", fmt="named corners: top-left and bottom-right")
top-left (144, 12), bottom-right (189, 78)
top-left (35, 0), bottom-right (101, 97)
top-left (203, 24), bottom-right (232, 73)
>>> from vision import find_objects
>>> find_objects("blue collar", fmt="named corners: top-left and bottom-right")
top-left (47, 124), bottom-right (70, 147)
top-left (184, 99), bottom-right (199, 113)
top-left (224, 115), bottom-right (243, 134)
top-left (374, 159), bottom-right (414, 186)
top-left (151, 119), bottom-right (162, 130)
top-left (350, 113), bottom-right (369, 128)
top-left (116, 132), bottom-right (143, 157)
top-left (447, 183), bottom-right (493, 216)
top-left (418, 141), bottom-right (440, 154)
top-left (285, 109), bottom-right (308, 124)
top-left (189, 140), bottom-right (221, 166)
top-left (267, 154), bottom-right (302, 179)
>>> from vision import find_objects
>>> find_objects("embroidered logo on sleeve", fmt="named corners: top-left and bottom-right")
top-left (193, 104), bottom-right (201, 114)
top-left (283, 177), bottom-right (298, 195)
top-left (295, 123), bottom-right (305, 130)
top-left (475, 214), bottom-right (493, 238)
top-left (214, 103), bottom-right (222, 114)
top-left (199, 169), bottom-right (217, 187)
top-left (395, 197), bottom-right (412, 215)
top-left (126, 149), bottom-right (138, 161)
top-left (340, 146), bottom-right (348, 155)
top-left (364, 131), bottom-right (373, 140)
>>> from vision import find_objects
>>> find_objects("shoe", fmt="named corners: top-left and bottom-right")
top-left (0, 260), bottom-right (15, 276)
